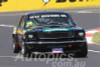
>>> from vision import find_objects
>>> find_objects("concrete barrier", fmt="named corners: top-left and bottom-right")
top-left (0, 0), bottom-right (100, 12)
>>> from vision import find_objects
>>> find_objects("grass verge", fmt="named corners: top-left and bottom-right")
top-left (92, 32), bottom-right (100, 44)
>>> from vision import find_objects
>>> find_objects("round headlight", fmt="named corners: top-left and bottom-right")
top-left (28, 35), bottom-right (33, 39)
top-left (78, 32), bottom-right (84, 36)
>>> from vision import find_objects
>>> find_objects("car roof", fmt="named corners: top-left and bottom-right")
top-left (26, 11), bottom-right (69, 16)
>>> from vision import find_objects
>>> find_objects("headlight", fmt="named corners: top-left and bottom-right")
top-left (78, 32), bottom-right (84, 37)
top-left (28, 34), bottom-right (34, 39)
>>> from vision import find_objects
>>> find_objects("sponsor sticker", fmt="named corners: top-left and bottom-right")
top-left (29, 14), bottom-right (67, 19)
top-left (43, 28), bottom-right (70, 32)
top-left (52, 48), bottom-right (64, 54)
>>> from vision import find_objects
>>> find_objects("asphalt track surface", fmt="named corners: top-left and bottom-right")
top-left (0, 8), bottom-right (100, 67)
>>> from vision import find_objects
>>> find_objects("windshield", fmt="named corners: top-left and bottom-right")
top-left (26, 14), bottom-right (74, 28)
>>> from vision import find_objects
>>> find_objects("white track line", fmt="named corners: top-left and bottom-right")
top-left (88, 50), bottom-right (100, 53)
top-left (0, 24), bottom-right (14, 27)
top-left (0, 56), bottom-right (15, 58)
top-left (76, 11), bottom-right (93, 13)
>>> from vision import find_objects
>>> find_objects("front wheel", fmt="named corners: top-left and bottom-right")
top-left (78, 43), bottom-right (88, 57)
top-left (13, 40), bottom-right (20, 53)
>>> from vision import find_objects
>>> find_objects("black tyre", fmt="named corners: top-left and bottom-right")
top-left (78, 43), bottom-right (88, 57)
top-left (13, 40), bottom-right (20, 53)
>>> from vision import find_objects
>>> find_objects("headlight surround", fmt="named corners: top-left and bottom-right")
top-left (78, 32), bottom-right (84, 37)
top-left (28, 34), bottom-right (34, 39)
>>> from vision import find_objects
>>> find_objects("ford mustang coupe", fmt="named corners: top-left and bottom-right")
top-left (12, 11), bottom-right (88, 57)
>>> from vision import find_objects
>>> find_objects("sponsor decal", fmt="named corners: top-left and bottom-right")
top-left (43, 0), bottom-right (92, 5)
top-left (43, 28), bottom-right (70, 32)
top-left (56, 0), bottom-right (90, 3)
top-left (29, 14), bottom-right (67, 19)
top-left (52, 48), bottom-right (64, 54)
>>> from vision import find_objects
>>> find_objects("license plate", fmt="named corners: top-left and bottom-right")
top-left (52, 48), bottom-right (63, 54)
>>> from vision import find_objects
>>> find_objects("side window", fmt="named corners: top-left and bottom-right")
top-left (21, 18), bottom-right (25, 28)
top-left (19, 16), bottom-right (24, 27)
top-left (19, 16), bottom-right (25, 28)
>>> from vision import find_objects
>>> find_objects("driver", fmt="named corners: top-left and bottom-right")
top-left (26, 20), bottom-right (37, 28)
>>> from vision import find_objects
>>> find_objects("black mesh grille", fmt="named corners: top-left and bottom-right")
top-left (38, 31), bottom-right (74, 39)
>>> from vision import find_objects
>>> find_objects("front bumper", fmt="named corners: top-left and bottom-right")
top-left (24, 40), bottom-right (87, 53)
top-left (25, 40), bottom-right (86, 44)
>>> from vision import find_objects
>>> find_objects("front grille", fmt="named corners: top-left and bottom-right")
top-left (39, 38), bottom-right (73, 42)
top-left (38, 31), bottom-right (74, 39)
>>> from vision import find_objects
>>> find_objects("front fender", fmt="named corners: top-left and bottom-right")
top-left (12, 26), bottom-right (17, 39)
